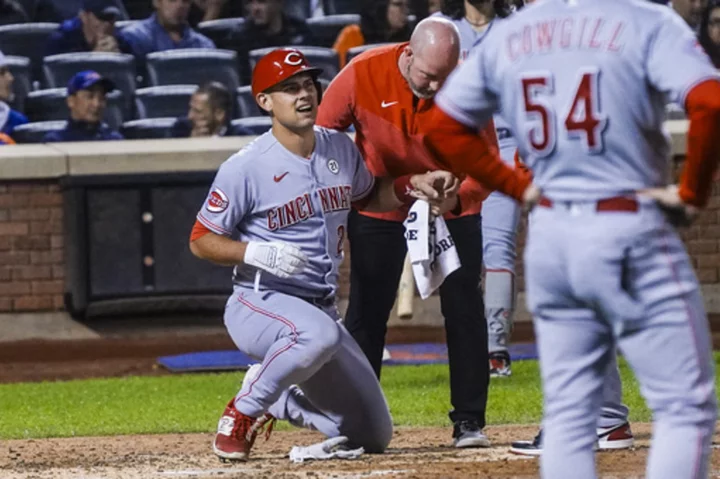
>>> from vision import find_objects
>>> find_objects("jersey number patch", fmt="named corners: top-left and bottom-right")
top-left (521, 67), bottom-right (608, 157)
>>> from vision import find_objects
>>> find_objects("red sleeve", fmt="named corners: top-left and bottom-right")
top-left (422, 107), bottom-right (531, 202)
top-left (190, 219), bottom-right (212, 242)
top-left (316, 62), bottom-right (357, 131)
top-left (678, 79), bottom-right (720, 207)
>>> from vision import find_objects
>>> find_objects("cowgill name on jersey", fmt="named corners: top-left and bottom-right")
top-left (267, 185), bottom-right (353, 231)
top-left (507, 17), bottom-right (626, 61)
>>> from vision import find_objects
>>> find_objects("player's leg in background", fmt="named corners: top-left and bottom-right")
top-left (597, 351), bottom-right (630, 430)
top-left (344, 208), bottom-right (407, 378)
top-left (482, 143), bottom-right (522, 377)
top-left (482, 190), bottom-right (521, 377)
top-left (440, 214), bottom-right (491, 447)
top-left (271, 319), bottom-right (393, 453)
top-left (525, 206), bottom-right (609, 479)
top-left (611, 210), bottom-right (716, 479)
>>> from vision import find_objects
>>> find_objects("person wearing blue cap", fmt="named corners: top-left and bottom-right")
top-left (43, 70), bottom-right (123, 143)
top-left (119, 0), bottom-right (215, 63)
top-left (45, 0), bottom-right (133, 57)
top-left (0, 51), bottom-right (28, 141)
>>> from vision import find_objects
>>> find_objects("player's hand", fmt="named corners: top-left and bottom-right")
top-left (639, 185), bottom-right (699, 227)
top-left (409, 170), bottom-right (459, 201)
top-left (522, 183), bottom-right (541, 211)
top-left (429, 194), bottom-right (459, 217)
top-left (244, 241), bottom-right (309, 279)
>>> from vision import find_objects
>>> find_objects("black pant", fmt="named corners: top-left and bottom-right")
top-left (345, 209), bottom-right (489, 425)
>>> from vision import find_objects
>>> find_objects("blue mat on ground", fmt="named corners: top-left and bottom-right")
top-left (157, 342), bottom-right (538, 373)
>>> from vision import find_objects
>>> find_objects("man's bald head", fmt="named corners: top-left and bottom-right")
top-left (400, 17), bottom-right (461, 99)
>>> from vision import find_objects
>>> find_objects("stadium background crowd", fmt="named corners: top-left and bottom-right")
top-left (0, 0), bottom-right (712, 146)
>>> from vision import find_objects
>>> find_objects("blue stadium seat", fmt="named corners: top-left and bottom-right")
top-left (249, 47), bottom-right (339, 82)
top-left (286, 0), bottom-right (312, 22)
top-left (12, 120), bottom-right (66, 144)
top-left (235, 85), bottom-right (262, 119)
top-left (5, 56), bottom-right (31, 113)
top-left (0, 23), bottom-right (58, 81)
top-left (346, 43), bottom-right (393, 64)
top-left (134, 85), bottom-right (197, 119)
top-left (322, 0), bottom-right (357, 15)
top-left (196, 18), bottom-right (245, 50)
top-left (24, 88), bottom-right (124, 130)
top-left (145, 49), bottom-right (241, 91)
top-left (231, 117), bottom-right (272, 135)
top-left (121, 117), bottom-right (177, 139)
top-left (307, 15), bottom-right (360, 48)
top-left (42, 52), bottom-right (137, 116)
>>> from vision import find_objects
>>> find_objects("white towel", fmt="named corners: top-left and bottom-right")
top-left (403, 201), bottom-right (461, 299)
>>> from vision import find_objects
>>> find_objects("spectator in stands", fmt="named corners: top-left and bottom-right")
top-left (45, 0), bottom-right (133, 56)
top-left (0, 51), bottom-right (28, 139)
top-left (120, 0), bottom-right (215, 62)
top-left (187, 0), bottom-right (244, 26)
top-left (700, 0), bottom-right (720, 67)
top-left (428, 0), bottom-right (442, 14)
top-left (0, 0), bottom-right (29, 25)
top-left (34, 0), bottom-right (128, 22)
top-left (171, 81), bottom-right (234, 137)
top-left (43, 71), bottom-right (124, 142)
top-left (239, 0), bottom-right (314, 51)
top-left (333, 0), bottom-right (412, 67)
top-left (673, 0), bottom-right (706, 31)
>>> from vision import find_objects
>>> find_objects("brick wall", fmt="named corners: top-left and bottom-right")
top-left (0, 182), bottom-right (64, 312)
top-left (0, 159), bottom-right (717, 311)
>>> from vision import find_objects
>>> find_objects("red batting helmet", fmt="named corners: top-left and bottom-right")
top-left (251, 48), bottom-right (324, 97)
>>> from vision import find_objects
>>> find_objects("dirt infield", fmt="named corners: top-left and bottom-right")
top-left (2, 424), bottom-right (720, 478)
top-left (0, 424), bottom-right (658, 478)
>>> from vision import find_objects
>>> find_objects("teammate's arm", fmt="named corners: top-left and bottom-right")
top-left (316, 61), bottom-right (357, 131)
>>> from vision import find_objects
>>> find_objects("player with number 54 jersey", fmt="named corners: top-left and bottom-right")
top-left (420, 0), bottom-right (720, 478)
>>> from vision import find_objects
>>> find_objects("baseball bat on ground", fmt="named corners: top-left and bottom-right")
top-left (396, 254), bottom-right (414, 319)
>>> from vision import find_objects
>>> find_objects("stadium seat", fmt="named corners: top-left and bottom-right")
top-left (24, 88), bottom-right (124, 130)
top-left (120, 117), bottom-right (177, 139)
top-left (115, 20), bottom-right (139, 32)
top-left (235, 85), bottom-right (262, 118)
top-left (145, 49), bottom-right (241, 91)
top-left (5, 56), bottom-right (31, 112)
top-left (249, 47), bottom-right (339, 82)
top-left (42, 52), bottom-right (137, 116)
top-left (231, 117), bottom-right (272, 135)
top-left (196, 18), bottom-right (245, 50)
top-left (322, 0), bottom-right (357, 15)
top-left (134, 85), bottom-right (197, 119)
top-left (0, 23), bottom-right (58, 81)
top-left (12, 120), bottom-right (66, 144)
top-left (346, 43), bottom-right (392, 64)
top-left (307, 15), bottom-right (360, 48)
top-left (286, 0), bottom-right (312, 23)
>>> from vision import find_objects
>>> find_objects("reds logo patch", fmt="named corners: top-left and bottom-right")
top-left (206, 188), bottom-right (229, 213)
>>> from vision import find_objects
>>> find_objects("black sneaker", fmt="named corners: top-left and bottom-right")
top-left (510, 429), bottom-right (542, 456)
top-left (452, 420), bottom-right (491, 448)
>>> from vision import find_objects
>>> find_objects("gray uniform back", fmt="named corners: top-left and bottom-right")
top-left (197, 126), bottom-right (374, 299)
top-left (436, 0), bottom-right (719, 200)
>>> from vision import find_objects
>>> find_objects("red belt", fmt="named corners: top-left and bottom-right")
top-left (538, 196), bottom-right (639, 213)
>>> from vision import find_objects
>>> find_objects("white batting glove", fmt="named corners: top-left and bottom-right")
top-left (288, 436), bottom-right (364, 463)
top-left (244, 241), bottom-right (308, 279)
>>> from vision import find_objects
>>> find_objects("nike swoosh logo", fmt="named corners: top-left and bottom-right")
top-left (274, 172), bottom-right (289, 182)
top-left (381, 101), bottom-right (398, 108)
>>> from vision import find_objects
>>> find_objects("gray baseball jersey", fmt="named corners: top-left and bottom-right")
top-left (197, 126), bottom-right (375, 299)
top-left (436, 0), bottom-right (719, 201)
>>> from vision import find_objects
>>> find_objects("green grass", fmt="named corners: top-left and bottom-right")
top-left (0, 355), bottom-right (715, 440)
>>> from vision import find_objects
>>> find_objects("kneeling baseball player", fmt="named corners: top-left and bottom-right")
top-left (189, 48), bottom-right (459, 462)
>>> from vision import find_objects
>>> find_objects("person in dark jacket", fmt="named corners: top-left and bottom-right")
top-left (171, 81), bottom-right (255, 137)
top-left (45, 0), bottom-right (133, 56)
top-left (43, 70), bottom-right (123, 142)
top-left (0, 50), bottom-right (28, 139)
